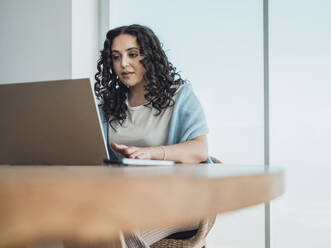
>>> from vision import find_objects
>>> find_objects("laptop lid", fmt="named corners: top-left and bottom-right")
top-left (0, 78), bottom-right (108, 165)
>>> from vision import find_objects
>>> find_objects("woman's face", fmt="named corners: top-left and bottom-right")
top-left (111, 34), bottom-right (146, 88)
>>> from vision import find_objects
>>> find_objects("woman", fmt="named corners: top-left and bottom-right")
top-left (95, 24), bottom-right (211, 164)
top-left (95, 24), bottom-right (212, 247)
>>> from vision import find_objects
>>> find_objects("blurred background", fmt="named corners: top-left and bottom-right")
top-left (1, 0), bottom-right (330, 247)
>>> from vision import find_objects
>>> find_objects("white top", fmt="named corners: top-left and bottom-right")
top-left (108, 91), bottom-right (180, 157)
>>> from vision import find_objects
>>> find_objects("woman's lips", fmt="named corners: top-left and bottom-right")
top-left (122, 72), bottom-right (134, 78)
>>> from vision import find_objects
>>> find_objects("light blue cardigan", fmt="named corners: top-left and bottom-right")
top-left (99, 83), bottom-right (212, 163)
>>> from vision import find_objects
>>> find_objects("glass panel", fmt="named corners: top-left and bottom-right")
top-left (109, 0), bottom-right (264, 165)
top-left (270, 1), bottom-right (331, 247)
top-left (109, 1), bottom-right (264, 247)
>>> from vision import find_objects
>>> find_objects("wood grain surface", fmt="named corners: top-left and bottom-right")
top-left (0, 164), bottom-right (284, 247)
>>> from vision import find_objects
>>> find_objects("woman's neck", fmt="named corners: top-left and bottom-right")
top-left (128, 82), bottom-right (147, 107)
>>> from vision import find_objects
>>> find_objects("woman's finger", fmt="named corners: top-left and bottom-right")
top-left (111, 142), bottom-right (128, 151)
top-left (129, 151), bottom-right (142, 159)
top-left (130, 151), bottom-right (150, 160)
top-left (125, 146), bottom-right (138, 155)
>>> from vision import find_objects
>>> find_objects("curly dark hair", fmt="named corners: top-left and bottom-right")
top-left (94, 24), bottom-right (186, 129)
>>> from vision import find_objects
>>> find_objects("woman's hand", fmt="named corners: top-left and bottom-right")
top-left (111, 135), bottom-right (208, 163)
top-left (111, 142), bottom-right (160, 160)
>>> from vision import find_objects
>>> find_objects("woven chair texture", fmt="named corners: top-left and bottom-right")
top-left (150, 216), bottom-right (216, 248)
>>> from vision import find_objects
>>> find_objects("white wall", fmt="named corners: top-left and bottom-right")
top-left (0, 0), bottom-right (99, 84)
top-left (0, 0), bottom-right (72, 83)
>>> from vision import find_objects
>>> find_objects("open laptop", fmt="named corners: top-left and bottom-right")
top-left (0, 78), bottom-right (109, 165)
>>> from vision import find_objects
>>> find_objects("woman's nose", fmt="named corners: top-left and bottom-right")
top-left (121, 55), bottom-right (129, 68)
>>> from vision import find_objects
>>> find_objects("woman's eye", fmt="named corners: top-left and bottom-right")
top-left (129, 53), bottom-right (138, 58)
top-left (112, 55), bottom-right (120, 61)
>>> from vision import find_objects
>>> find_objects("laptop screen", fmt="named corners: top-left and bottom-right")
top-left (0, 78), bottom-right (108, 165)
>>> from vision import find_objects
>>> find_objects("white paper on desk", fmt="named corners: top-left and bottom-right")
top-left (120, 158), bottom-right (175, 166)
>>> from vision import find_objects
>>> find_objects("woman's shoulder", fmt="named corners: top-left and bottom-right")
top-left (175, 82), bottom-right (192, 93)
top-left (173, 82), bottom-right (194, 100)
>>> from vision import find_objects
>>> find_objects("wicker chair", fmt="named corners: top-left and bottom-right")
top-left (63, 217), bottom-right (216, 248)
top-left (150, 156), bottom-right (221, 248)
top-left (150, 216), bottom-right (216, 248)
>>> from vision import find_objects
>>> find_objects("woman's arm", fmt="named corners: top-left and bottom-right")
top-left (111, 135), bottom-right (208, 164)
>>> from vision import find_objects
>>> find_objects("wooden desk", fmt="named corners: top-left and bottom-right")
top-left (0, 164), bottom-right (284, 247)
